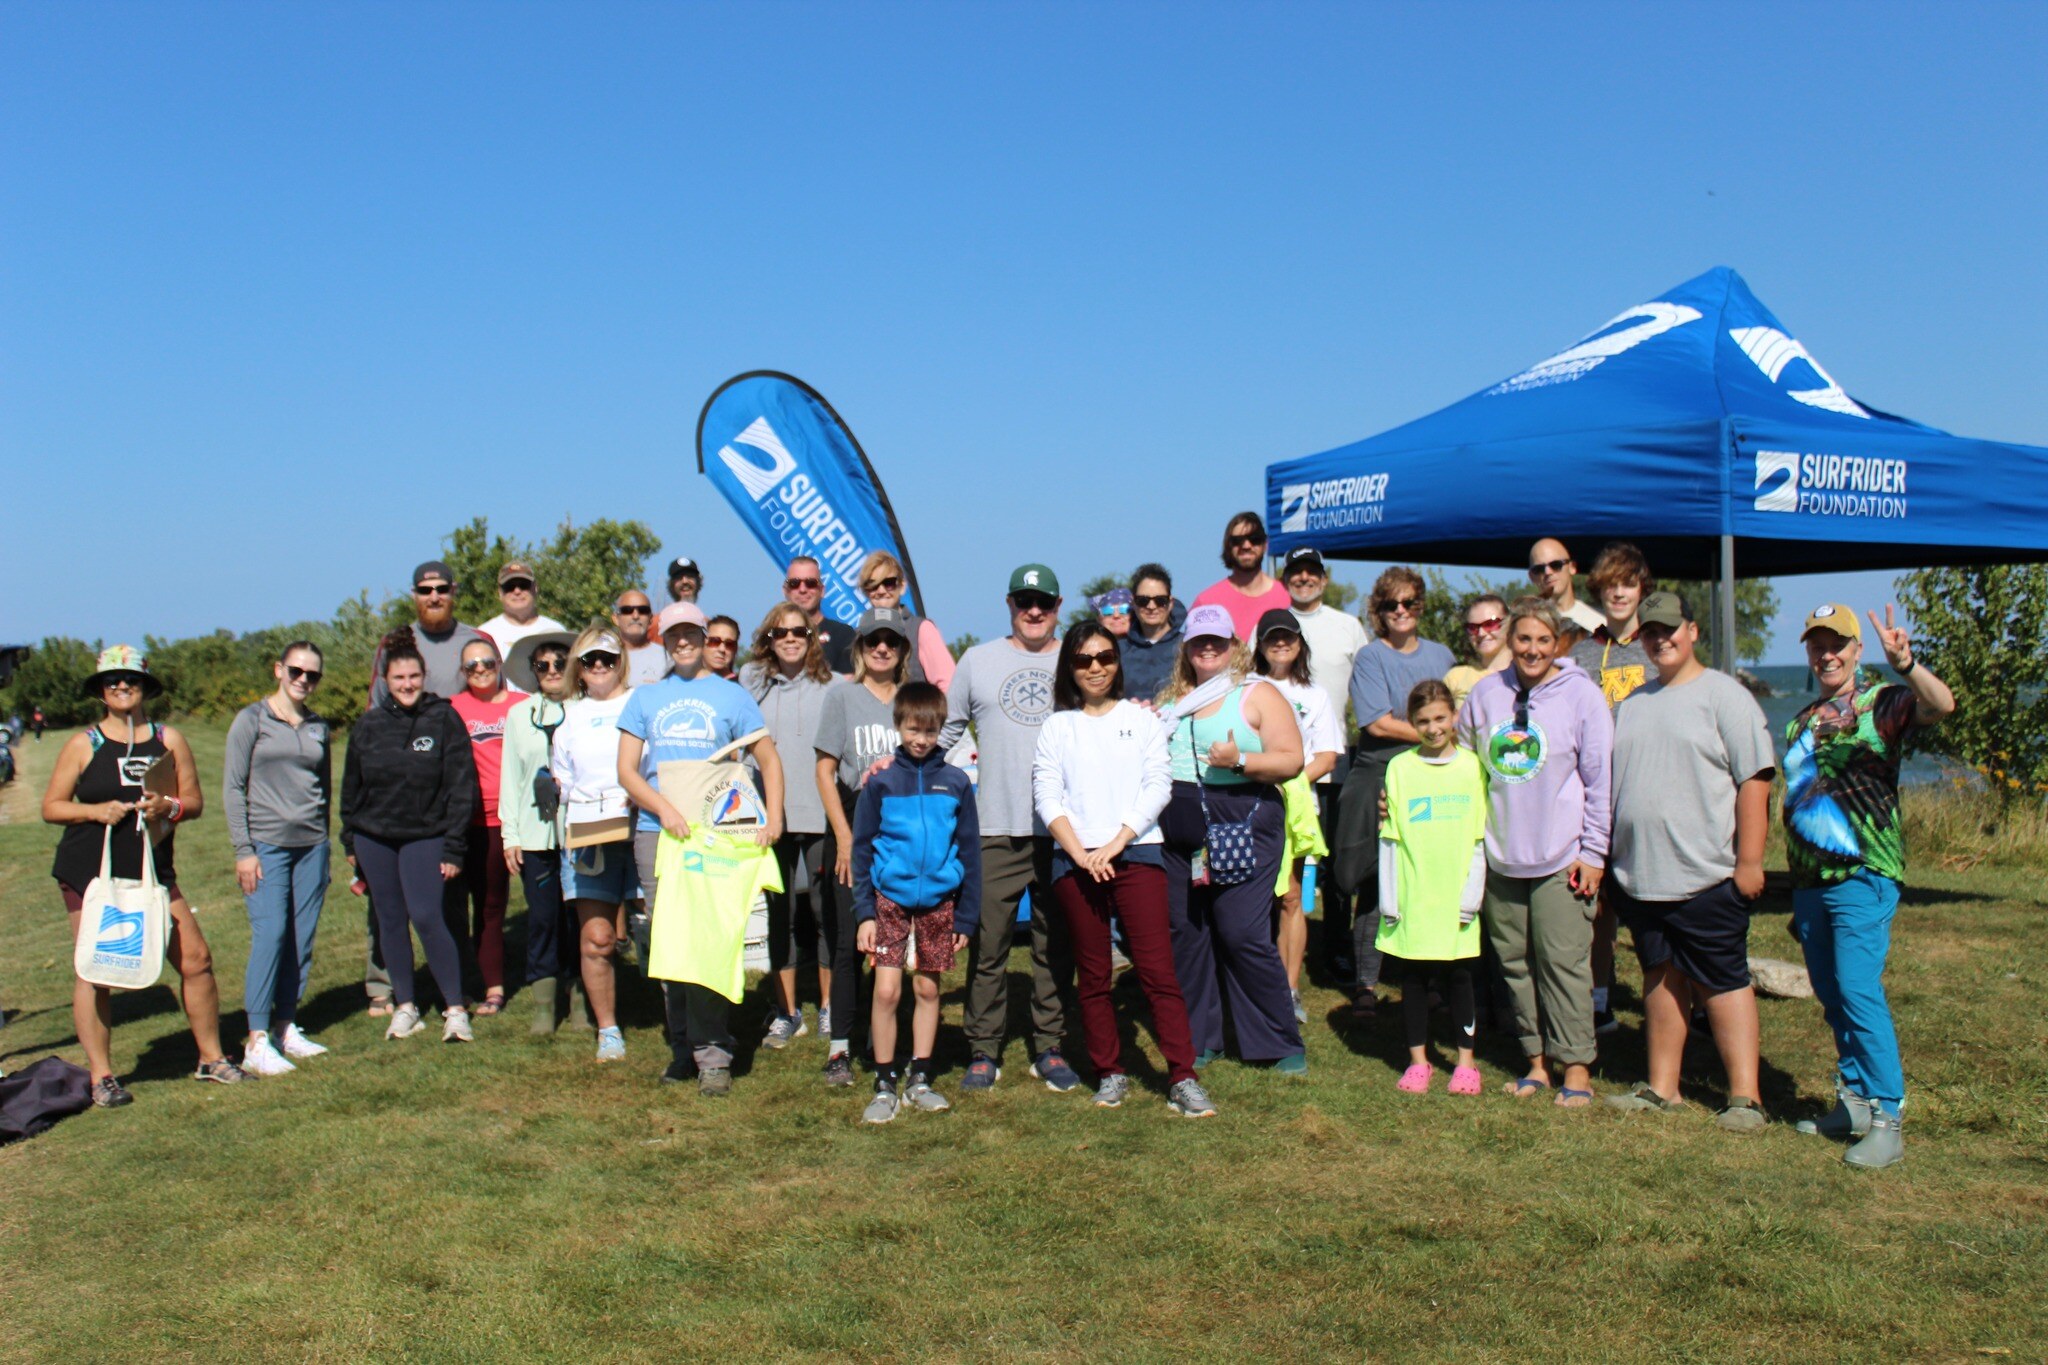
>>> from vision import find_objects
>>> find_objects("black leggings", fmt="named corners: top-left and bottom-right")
top-left (1400, 962), bottom-right (1475, 1053)
top-left (355, 834), bottom-right (466, 1010)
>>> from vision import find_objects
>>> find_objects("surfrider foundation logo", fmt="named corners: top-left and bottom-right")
top-left (1754, 449), bottom-right (1908, 520)
top-left (719, 417), bottom-right (799, 499)
top-left (1755, 451), bottom-right (1800, 512)
top-left (1488, 301), bottom-right (1702, 394)
top-left (1729, 327), bottom-right (1869, 418)
top-left (1280, 484), bottom-right (1310, 534)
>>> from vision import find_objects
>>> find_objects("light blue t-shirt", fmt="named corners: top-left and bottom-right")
top-left (616, 673), bottom-right (768, 832)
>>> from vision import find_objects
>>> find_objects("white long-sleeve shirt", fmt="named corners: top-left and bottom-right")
top-left (1031, 701), bottom-right (1171, 849)
top-left (551, 691), bottom-right (632, 825)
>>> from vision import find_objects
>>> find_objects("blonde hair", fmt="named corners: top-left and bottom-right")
top-left (1505, 595), bottom-right (1564, 641)
top-left (851, 624), bottom-right (911, 686)
top-left (564, 621), bottom-right (633, 699)
top-left (1159, 638), bottom-right (1252, 704)
top-left (858, 550), bottom-right (906, 595)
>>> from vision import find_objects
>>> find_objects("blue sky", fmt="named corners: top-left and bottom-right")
top-left (5, 3), bottom-right (2043, 664)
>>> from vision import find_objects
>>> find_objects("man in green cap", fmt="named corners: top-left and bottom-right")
top-left (938, 564), bottom-right (1078, 1093)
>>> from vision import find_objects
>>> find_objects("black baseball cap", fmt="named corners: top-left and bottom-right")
top-left (1282, 547), bottom-right (1327, 575)
top-left (1255, 608), bottom-right (1302, 642)
top-left (413, 560), bottom-right (455, 586)
top-left (666, 557), bottom-right (700, 582)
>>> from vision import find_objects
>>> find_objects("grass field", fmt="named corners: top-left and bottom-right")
top-left (2, 721), bottom-right (2044, 1362)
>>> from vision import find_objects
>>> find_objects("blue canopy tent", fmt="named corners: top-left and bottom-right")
top-left (1265, 267), bottom-right (2048, 663)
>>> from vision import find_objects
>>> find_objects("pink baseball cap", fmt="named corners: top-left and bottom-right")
top-left (1184, 604), bottom-right (1235, 642)
top-left (657, 602), bottom-right (709, 637)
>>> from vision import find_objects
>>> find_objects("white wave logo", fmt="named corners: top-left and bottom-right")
top-left (1279, 484), bottom-right (1310, 534)
top-left (1729, 327), bottom-right (1869, 418)
top-left (1490, 302), bottom-right (1702, 394)
top-left (1754, 450), bottom-right (1799, 512)
top-left (719, 417), bottom-right (799, 500)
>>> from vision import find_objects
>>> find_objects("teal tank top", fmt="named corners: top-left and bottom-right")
top-left (1170, 685), bottom-right (1265, 784)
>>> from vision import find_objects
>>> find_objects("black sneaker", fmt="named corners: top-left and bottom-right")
top-left (660, 1053), bottom-right (698, 1085)
top-left (823, 1051), bottom-right (855, 1087)
top-left (91, 1075), bottom-right (133, 1108)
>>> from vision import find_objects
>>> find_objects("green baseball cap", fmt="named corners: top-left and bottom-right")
top-left (1637, 591), bottom-right (1693, 631)
top-left (1008, 564), bottom-right (1059, 596)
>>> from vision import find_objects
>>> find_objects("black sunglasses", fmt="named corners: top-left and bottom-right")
top-left (1133, 593), bottom-right (1171, 609)
top-left (1013, 592), bottom-right (1057, 613)
top-left (1379, 597), bottom-right (1421, 614)
top-left (863, 574), bottom-right (902, 594)
top-left (500, 579), bottom-right (534, 594)
top-left (414, 583), bottom-right (453, 597)
top-left (1528, 558), bottom-right (1571, 577)
top-left (285, 664), bottom-right (323, 686)
top-left (1228, 533), bottom-right (1267, 548)
top-left (1072, 648), bottom-right (1119, 670)
top-left (785, 577), bottom-right (822, 591)
top-left (615, 604), bottom-right (652, 616)
top-left (580, 651), bottom-right (621, 669)
top-left (532, 657), bottom-right (567, 675)
top-left (462, 658), bottom-right (500, 673)
top-left (767, 625), bottom-right (811, 642)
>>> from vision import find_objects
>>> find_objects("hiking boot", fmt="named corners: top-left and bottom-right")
top-left (1796, 1086), bottom-right (1874, 1139)
top-left (1716, 1096), bottom-right (1767, 1132)
top-left (280, 1024), bottom-right (328, 1058)
top-left (241, 1032), bottom-right (296, 1077)
top-left (1030, 1048), bottom-right (1080, 1093)
top-left (823, 1051), bottom-right (856, 1087)
top-left (528, 977), bottom-right (560, 1036)
top-left (698, 1066), bottom-right (732, 1097)
top-left (1167, 1078), bottom-right (1218, 1118)
top-left (386, 1004), bottom-right (426, 1040)
top-left (762, 1012), bottom-right (806, 1050)
top-left (863, 1083), bottom-right (901, 1124)
top-left (595, 1027), bottom-right (625, 1063)
top-left (193, 1058), bottom-right (249, 1085)
top-left (1093, 1073), bottom-right (1131, 1108)
top-left (1605, 1082), bottom-right (1684, 1113)
top-left (443, 1008), bottom-right (474, 1044)
top-left (91, 1075), bottom-right (133, 1108)
top-left (905, 1080), bottom-right (950, 1113)
top-left (1843, 1111), bottom-right (1904, 1169)
top-left (660, 1052), bottom-right (697, 1085)
top-left (962, 1053), bottom-right (1001, 1091)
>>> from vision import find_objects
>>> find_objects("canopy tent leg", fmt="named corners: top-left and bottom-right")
top-left (1717, 534), bottom-right (1738, 672)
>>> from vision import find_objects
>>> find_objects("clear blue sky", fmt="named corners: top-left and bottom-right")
top-left (6, 3), bottom-right (2044, 664)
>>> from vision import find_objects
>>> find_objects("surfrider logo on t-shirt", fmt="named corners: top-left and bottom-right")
top-left (998, 669), bottom-right (1053, 726)
top-left (1406, 794), bottom-right (1473, 822)
top-left (1484, 719), bottom-right (1547, 784)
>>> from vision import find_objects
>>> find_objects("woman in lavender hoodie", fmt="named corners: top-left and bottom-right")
top-left (1456, 596), bottom-right (1613, 1108)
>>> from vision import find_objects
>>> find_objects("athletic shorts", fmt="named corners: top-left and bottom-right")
top-left (59, 880), bottom-right (183, 914)
top-left (871, 892), bottom-right (959, 973)
top-left (1613, 877), bottom-right (1753, 995)
top-left (562, 843), bottom-right (640, 905)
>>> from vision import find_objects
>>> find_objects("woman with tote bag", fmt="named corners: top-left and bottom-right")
top-left (44, 646), bottom-right (248, 1109)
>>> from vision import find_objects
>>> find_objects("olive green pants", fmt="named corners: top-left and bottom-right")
top-left (1483, 868), bottom-right (1597, 1067)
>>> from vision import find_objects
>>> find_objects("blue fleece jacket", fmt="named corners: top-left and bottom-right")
top-left (851, 745), bottom-right (983, 935)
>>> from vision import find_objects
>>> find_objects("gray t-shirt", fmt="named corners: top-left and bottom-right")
top-left (1610, 668), bottom-right (1777, 901)
top-left (1569, 629), bottom-right (1652, 712)
top-left (815, 681), bottom-right (901, 801)
top-left (939, 638), bottom-right (1057, 837)
top-left (1348, 637), bottom-right (1456, 756)
top-left (626, 642), bottom-right (669, 688)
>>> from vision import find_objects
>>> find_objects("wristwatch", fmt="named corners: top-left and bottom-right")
top-left (1230, 758), bottom-right (1248, 776)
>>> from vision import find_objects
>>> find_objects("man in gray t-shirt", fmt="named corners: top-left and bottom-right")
top-left (1607, 592), bottom-right (1775, 1127)
top-left (937, 564), bottom-right (1075, 1091)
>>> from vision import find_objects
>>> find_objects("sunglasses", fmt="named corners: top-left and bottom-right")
top-left (500, 579), bottom-right (534, 594)
top-left (532, 658), bottom-right (567, 675)
top-left (285, 664), bottom-right (324, 685)
top-left (102, 676), bottom-right (146, 692)
top-left (1133, 594), bottom-right (1171, 609)
top-left (1013, 592), bottom-right (1057, 614)
top-left (705, 635), bottom-right (739, 650)
top-left (615, 604), bottom-right (652, 616)
top-left (414, 584), bottom-right (453, 597)
top-left (1465, 617), bottom-right (1505, 635)
top-left (462, 658), bottom-right (501, 673)
top-left (1228, 533), bottom-right (1267, 548)
top-left (1100, 604), bottom-right (1131, 617)
top-left (1072, 648), bottom-right (1119, 670)
top-left (1528, 558), bottom-right (1571, 577)
top-left (767, 625), bottom-right (812, 642)
top-left (863, 575), bottom-right (902, 594)
top-left (862, 635), bottom-right (905, 652)
top-left (1379, 597), bottom-right (1421, 615)
top-left (785, 577), bottom-right (822, 591)
top-left (1261, 632), bottom-right (1301, 648)
top-left (580, 651), bottom-right (621, 669)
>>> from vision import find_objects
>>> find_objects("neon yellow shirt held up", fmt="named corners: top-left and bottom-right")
top-left (649, 829), bottom-right (783, 1002)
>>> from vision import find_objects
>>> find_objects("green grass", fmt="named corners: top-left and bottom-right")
top-left (2, 723), bottom-right (2046, 1361)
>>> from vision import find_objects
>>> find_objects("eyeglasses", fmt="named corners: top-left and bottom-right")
top-left (705, 635), bottom-right (739, 650)
top-left (1528, 558), bottom-right (1571, 578)
top-left (1465, 617), bottom-right (1505, 635)
top-left (1228, 533), bottom-right (1267, 548)
top-left (580, 651), bottom-right (620, 669)
top-left (767, 625), bottom-right (811, 642)
top-left (785, 577), bottom-right (822, 591)
top-left (1013, 592), bottom-right (1057, 614)
top-left (286, 664), bottom-right (324, 685)
top-left (1072, 648), bottom-right (1119, 670)
top-left (414, 584), bottom-right (453, 597)
top-left (500, 579), bottom-right (534, 594)
top-left (1380, 598), bottom-right (1421, 615)
top-left (532, 658), bottom-right (567, 675)
top-left (1133, 594), bottom-right (1171, 609)
top-left (462, 658), bottom-right (500, 673)
top-left (863, 575), bottom-right (902, 594)
top-left (615, 604), bottom-right (651, 616)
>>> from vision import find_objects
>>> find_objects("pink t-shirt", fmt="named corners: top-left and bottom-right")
top-left (1191, 578), bottom-right (1292, 644)
top-left (451, 689), bottom-right (526, 827)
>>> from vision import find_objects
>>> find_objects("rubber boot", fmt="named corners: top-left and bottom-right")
top-left (528, 977), bottom-right (559, 1036)
top-left (564, 978), bottom-right (594, 1033)
top-left (1843, 1111), bottom-right (1904, 1169)
top-left (1795, 1086), bottom-right (1873, 1139)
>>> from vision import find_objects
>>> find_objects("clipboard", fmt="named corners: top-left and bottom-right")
top-left (140, 753), bottom-right (177, 846)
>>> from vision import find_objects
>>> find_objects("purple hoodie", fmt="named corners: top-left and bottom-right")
top-left (1455, 658), bottom-right (1613, 878)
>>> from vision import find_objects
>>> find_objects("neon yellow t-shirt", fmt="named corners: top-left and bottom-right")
top-left (649, 829), bottom-right (783, 1002)
top-left (1376, 747), bottom-right (1487, 962)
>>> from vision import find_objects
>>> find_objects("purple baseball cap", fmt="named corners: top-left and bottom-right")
top-left (1184, 604), bottom-right (1236, 642)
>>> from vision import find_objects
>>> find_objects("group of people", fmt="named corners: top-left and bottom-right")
top-left (41, 522), bottom-right (1951, 1165)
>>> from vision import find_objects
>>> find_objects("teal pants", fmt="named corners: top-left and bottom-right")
top-left (1792, 870), bottom-right (1904, 1113)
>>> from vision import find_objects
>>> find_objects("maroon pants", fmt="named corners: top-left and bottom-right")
top-left (456, 825), bottom-right (510, 993)
top-left (1053, 860), bottom-right (1197, 1086)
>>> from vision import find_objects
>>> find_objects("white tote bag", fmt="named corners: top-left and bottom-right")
top-left (72, 824), bottom-right (170, 991)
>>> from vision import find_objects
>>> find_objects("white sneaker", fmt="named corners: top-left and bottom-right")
top-left (242, 1032), bottom-right (296, 1077)
top-left (279, 1024), bottom-right (328, 1058)
top-left (443, 1007), bottom-right (474, 1044)
top-left (386, 1004), bottom-right (426, 1040)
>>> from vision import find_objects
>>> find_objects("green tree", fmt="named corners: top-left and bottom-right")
top-left (531, 517), bottom-right (664, 631)
top-left (0, 636), bottom-right (100, 727)
top-left (948, 632), bottom-right (981, 661)
top-left (1666, 577), bottom-right (1778, 666)
top-left (441, 516), bottom-right (527, 621)
top-left (1895, 564), bottom-right (2048, 811)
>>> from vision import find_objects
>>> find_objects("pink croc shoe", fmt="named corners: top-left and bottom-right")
top-left (1448, 1065), bottom-right (1483, 1096)
top-left (1397, 1063), bottom-right (1435, 1094)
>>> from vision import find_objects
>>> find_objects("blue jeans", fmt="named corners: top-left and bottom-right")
top-left (243, 841), bottom-right (331, 1034)
top-left (1792, 869), bottom-right (1904, 1112)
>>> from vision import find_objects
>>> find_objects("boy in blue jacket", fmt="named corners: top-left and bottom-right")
top-left (853, 682), bottom-right (982, 1123)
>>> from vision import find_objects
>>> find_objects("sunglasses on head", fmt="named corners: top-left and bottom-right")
top-left (705, 635), bottom-right (739, 650)
top-left (1072, 648), bottom-right (1119, 670)
top-left (785, 576), bottom-right (822, 591)
top-left (1528, 558), bottom-right (1571, 577)
top-left (580, 651), bottom-right (620, 669)
top-left (1466, 617), bottom-right (1505, 634)
top-left (615, 603), bottom-right (651, 616)
top-left (767, 625), bottom-right (811, 642)
top-left (462, 658), bottom-right (500, 673)
top-left (414, 583), bottom-right (453, 597)
top-left (1013, 592), bottom-right (1057, 613)
top-left (1380, 597), bottom-right (1421, 614)
top-left (500, 579), bottom-right (533, 594)
top-left (286, 664), bottom-right (324, 685)
top-left (1133, 593), bottom-right (1171, 609)
top-left (863, 575), bottom-right (902, 594)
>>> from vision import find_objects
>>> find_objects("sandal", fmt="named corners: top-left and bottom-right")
top-left (1503, 1076), bottom-right (1550, 1098)
top-left (475, 992), bottom-right (506, 1017)
top-left (1554, 1087), bottom-right (1596, 1109)
top-left (366, 999), bottom-right (395, 1019)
